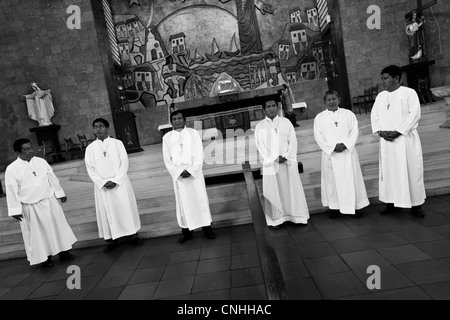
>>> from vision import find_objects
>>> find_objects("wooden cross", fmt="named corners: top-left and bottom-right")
top-left (103, 152), bottom-right (107, 157)
top-left (32, 171), bottom-right (36, 176)
top-left (334, 122), bottom-right (339, 127)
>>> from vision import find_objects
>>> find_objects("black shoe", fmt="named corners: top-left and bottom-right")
top-left (411, 206), bottom-right (425, 218)
top-left (178, 233), bottom-right (193, 243)
top-left (379, 204), bottom-right (401, 215)
top-left (42, 257), bottom-right (53, 268)
top-left (328, 210), bottom-right (340, 219)
top-left (202, 227), bottom-right (216, 239)
top-left (103, 241), bottom-right (120, 253)
top-left (353, 211), bottom-right (363, 219)
top-left (58, 251), bottom-right (75, 261)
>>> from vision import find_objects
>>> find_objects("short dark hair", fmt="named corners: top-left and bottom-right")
top-left (381, 65), bottom-right (403, 80)
top-left (13, 138), bottom-right (31, 153)
top-left (92, 118), bottom-right (110, 128)
top-left (323, 90), bottom-right (340, 102)
top-left (262, 99), bottom-right (278, 109)
top-left (170, 110), bottom-right (186, 123)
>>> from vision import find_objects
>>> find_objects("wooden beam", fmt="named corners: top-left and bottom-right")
top-left (242, 162), bottom-right (289, 300)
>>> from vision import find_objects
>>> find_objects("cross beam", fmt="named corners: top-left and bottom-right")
top-left (405, 0), bottom-right (437, 19)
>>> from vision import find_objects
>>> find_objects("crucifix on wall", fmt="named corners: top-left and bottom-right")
top-left (405, 0), bottom-right (437, 61)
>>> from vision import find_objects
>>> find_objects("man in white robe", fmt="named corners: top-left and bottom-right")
top-left (85, 118), bottom-right (143, 253)
top-left (5, 138), bottom-right (76, 267)
top-left (314, 90), bottom-right (369, 219)
top-left (162, 110), bottom-right (215, 243)
top-left (371, 65), bottom-right (426, 218)
top-left (254, 99), bottom-right (310, 227)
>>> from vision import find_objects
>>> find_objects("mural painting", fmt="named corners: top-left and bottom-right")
top-left (110, 0), bottom-right (327, 112)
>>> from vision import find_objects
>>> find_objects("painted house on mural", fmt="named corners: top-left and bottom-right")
top-left (300, 55), bottom-right (318, 79)
top-left (285, 67), bottom-right (298, 84)
top-left (169, 33), bottom-right (187, 54)
top-left (290, 23), bottom-right (308, 55)
top-left (278, 40), bottom-right (291, 61)
top-left (306, 5), bottom-right (319, 26)
top-left (145, 26), bottom-right (166, 62)
top-left (290, 8), bottom-right (302, 23)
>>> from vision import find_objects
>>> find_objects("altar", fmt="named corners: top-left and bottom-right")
top-left (160, 87), bottom-right (282, 139)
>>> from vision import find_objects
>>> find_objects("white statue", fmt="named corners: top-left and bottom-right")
top-left (24, 83), bottom-right (55, 126)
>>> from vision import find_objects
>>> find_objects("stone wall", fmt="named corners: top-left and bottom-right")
top-left (339, 0), bottom-right (450, 103)
top-left (0, 0), bottom-right (113, 170)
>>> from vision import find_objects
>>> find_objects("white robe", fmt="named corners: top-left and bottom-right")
top-left (371, 86), bottom-right (426, 207)
top-left (254, 116), bottom-right (310, 226)
top-left (5, 157), bottom-right (76, 265)
top-left (163, 127), bottom-right (212, 230)
top-left (85, 137), bottom-right (141, 240)
top-left (314, 108), bottom-right (370, 214)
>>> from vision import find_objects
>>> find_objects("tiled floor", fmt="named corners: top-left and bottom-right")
top-left (1, 194), bottom-right (450, 300)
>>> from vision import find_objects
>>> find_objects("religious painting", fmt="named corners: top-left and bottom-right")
top-left (109, 0), bottom-right (328, 110)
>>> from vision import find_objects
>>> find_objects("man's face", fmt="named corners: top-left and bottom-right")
top-left (264, 100), bottom-right (278, 120)
top-left (93, 122), bottom-right (109, 139)
top-left (325, 94), bottom-right (340, 111)
top-left (19, 142), bottom-right (34, 161)
top-left (381, 73), bottom-right (399, 91)
top-left (171, 113), bottom-right (186, 130)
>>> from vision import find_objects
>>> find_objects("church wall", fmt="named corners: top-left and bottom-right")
top-left (339, 0), bottom-right (450, 104)
top-left (0, 0), bottom-right (113, 170)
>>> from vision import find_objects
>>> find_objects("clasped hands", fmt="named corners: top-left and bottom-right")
top-left (277, 156), bottom-right (287, 164)
top-left (103, 181), bottom-right (117, 189)
top-left (378, 131), bottom-right (401, 142)
top-left (334, 143), bottom-right (347, 153)
top-left (180, 170), bottom-right (192, 178)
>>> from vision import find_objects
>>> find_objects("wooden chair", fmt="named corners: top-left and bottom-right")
top-left (352, 94), bottom-right (365, 114)
top-left (363, 87), bottom-right (375, 113)
top-left (417, 78), bottom-right (433, 105)
top-left (61, 137), bottom-right (82, 160)
top-left (42, 140), bottom-right (65, 163)
top-left (77, 133), bottom-right (94, 157)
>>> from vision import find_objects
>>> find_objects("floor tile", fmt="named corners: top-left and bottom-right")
top-left (162, 261), bottom-right (198, 280)
top-left (430, 225), bottom-right (450, 238)
top-left (377, 244), bottom-right (433, 264)
top-left (304, 255), bottom-right (349, 276)
top-left (328, 237), bottom-right (372, 254)
top-left (370, 287), bottom-right (431, 300)
top-left (231, 252), bottom-right (260, 269)
top-left (230, 285), bottom-right (266, 300)
top-left (168, 249), bottom-right (201, 264)
top-left (200, 245), bottom-right (230, 260)
top-left (313, 272), bottom-right (368, 299)
top-left (275, 246), bottom-right (301, 263)
top-left (153, 276), bottom-right (195, 299)
top-left (138, 253), bottom-right (172, 269)
top-left (26, 279), bottom-right (68, 299)
top-left (95, 271), bottom-right (133, 289)
top-left (285, 277), bottom-right (322, 300)
top-left (297, 242), bottom-right (336, 259)
top-left (279, 260), bottom-right (310, 280)
top-left (192, 271), bottom-right (231, 293)
top-left (349, 223), bottom-right (391, 236)
top-left (128, 266), bottom-right (165, 284)
top-left (117, 282), bottom-right (158, 300)
top-left (421, 281), bottom-right (450, 300)
top-left (231, 267), bottom-right (264, 288)
top-left (396, 228), bottom-right (446, 243)
top-left (291, 231), bottom-right (326, 246)
top-left (197, 256), bottom-right (230, 275)
top-left (396, 260), bottom-right (450, 285)
top-left (231, 241), bottom-right (257, 255)
top-left (84, 287), bottom-right (124, 300)
top-left (415, 239), bottom-right (450, 259)
top-left (340, 249), bottom-right (391, 270)
top-left (190, 289), bottom-right (231, 300)
top-left (362, 232), bottom-right (409, 248)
